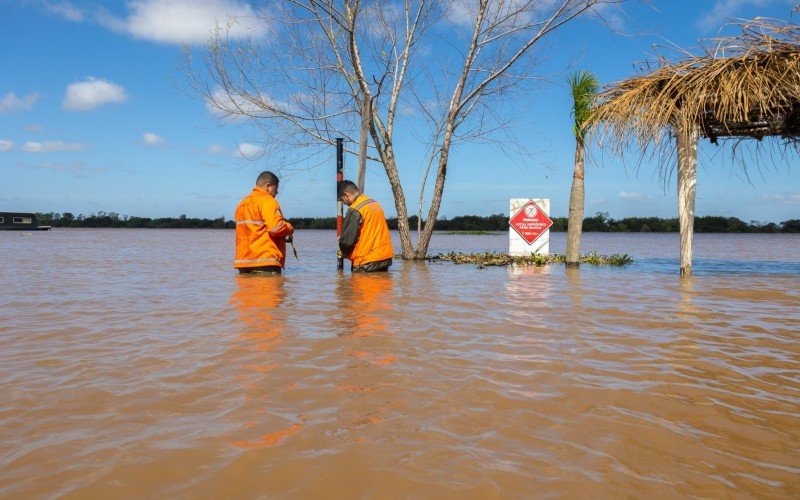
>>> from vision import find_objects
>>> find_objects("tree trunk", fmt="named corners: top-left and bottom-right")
top-left (356, 94), bottom-right (370, 192)
top-left (374, 136), bottom-right (415, 259)
top-left (415, 128), bottom-right (453, 259)
top-left (565, 141), bottom-right (585, 266)
top-left (676, 121), bottom-right (698, 277)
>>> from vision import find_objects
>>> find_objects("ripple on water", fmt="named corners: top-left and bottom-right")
top-left (1, 229), bottom-right (799, 497)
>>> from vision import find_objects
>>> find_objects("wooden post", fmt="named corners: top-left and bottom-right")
top-left (676, 121), bottom-right (698, 277)
top-left (356, 95), bottom-right (370, 192)
top-left (336, 137), bottom-right (344, 270)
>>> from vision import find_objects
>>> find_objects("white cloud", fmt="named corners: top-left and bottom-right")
top-left (618, 191), bottom-right (649, 200)
top-left (206, 88), bottom-right (291, 119)
top-left (22, 141), bottom-right (87, 153)
top-left (63, 78), bottom-right (128, 110)
top-left (142, 132), bottom-right (166, 146)
top-left (757, 192), bottom-right (800, 204)
top-left (17, 160), bottom-right (105, 175)
top-left (24, 124), bottom-right (45, 132)
top-left (444, 2), bottom-right (477, 26)
top-left (45, 1), bottom-right (85, 22)
top-left (696, 0), bottom-right (786, 31)
top-left (443, 0), bottom-right (556, 28)
top-left (100, 0), bottom-right (269, 45)
top-left (207, 144), bottom-right (225, 154)
top-left (0, 92), bottom-right (40, 113)
top-left (234, 142), bottom-right (263, 159)
top-left (0, 140), bottom-right (13, 151)
top-left (443, 0), bottom-right (627, 33)
top-left (589, 2), bottom-right (627, 30)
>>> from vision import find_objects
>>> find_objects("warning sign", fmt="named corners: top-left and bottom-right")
top-left (509, 200), bottom-right (553, 245)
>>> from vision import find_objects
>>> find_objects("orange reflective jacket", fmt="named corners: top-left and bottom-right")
top-left (234, 186), bottom-right (294, 269)
top-left (345, 194), bottom-right (394, 267)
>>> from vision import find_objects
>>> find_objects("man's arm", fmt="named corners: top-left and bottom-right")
top-left (263, 200), bottom-right (294, 238)
top-left (338, 208), bottom-right (362, 257)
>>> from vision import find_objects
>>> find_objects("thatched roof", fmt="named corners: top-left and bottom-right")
top-left (591, 17), bottom-right (800, 149)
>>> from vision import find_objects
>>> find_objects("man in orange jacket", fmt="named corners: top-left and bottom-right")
top-left (338, 180), bottom-right (394, 273)
top-left (234, 171), bottom-right (294, 274)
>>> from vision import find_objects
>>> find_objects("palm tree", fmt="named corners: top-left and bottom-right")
top-left (566, 70), bottom-right (599, 266)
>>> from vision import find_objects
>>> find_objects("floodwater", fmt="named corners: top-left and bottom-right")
top-left (1, 229), bottom-right (799, 498)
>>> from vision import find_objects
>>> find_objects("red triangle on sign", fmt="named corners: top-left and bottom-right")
top-left (509, 200), bottom-right (553, 245)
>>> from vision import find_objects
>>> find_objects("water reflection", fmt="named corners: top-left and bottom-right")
top-left (565, 266), bottom-right (584, 308)
top-left (563, 266), bottom-right (586, 341)
top-left (396, 260), bottom-right (439, 312)
top-left (677, 276), bottom-right (698, 318)
top-left (395, 261), bottom-right (443, 340)
top-left (504, 264), bottom-right (553, 329)
top-left (334, 273), bottom-right (400, 437)
top-left (230, 274), bottom-right (287, 353)
top-left (336, 273), bottom-right (395, 339)
top-left (228, 275), bottom-right (301, 449)
top-left (2, 230), bottom-right (799, 497)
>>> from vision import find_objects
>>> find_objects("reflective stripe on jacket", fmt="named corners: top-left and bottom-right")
top-left (234, 186), bottom-right (294, 269)
top-left (341, 194), bottom-right (394, 267)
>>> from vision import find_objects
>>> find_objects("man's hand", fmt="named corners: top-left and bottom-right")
top-left (286, 234), bottom-right (293, 243)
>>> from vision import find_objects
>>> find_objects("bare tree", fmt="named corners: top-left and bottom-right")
top-left (186, 0), bottom-right (626, 259)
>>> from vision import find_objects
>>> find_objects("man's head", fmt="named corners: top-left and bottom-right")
top-left (256, 171), bottom-right (279, 197)
top-left (337, 180), bottom-right (360, 206)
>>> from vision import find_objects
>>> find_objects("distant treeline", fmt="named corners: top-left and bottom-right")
top-left (36, 211), bottom-right (800, 233)
top-left (37, 212), bottom-right (232, 229)
top-left (426, 213), bottom-right (800, 233)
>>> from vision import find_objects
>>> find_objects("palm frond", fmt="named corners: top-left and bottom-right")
top-left (568, 70), bottom-right (599, 141)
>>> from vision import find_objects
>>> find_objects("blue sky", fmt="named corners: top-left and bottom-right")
top-left (1, 0), bottom-right (799, 223)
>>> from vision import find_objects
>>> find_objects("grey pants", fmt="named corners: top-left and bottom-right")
top-left (352, 258), bottom-right (392, 273)
top-left (239, 266), bottom-right (282, 275)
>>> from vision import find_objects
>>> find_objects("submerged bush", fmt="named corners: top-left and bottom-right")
top-left (430, 251), bottom-right (632, 268)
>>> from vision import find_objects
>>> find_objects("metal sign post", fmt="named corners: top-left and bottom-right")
top-left (336, 138), bottom-right (344, 270)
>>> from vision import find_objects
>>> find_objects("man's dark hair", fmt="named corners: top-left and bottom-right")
top-left (256, 171), bottom-right (279, 187)
top-left (337, 180), bottom-right (360, 199)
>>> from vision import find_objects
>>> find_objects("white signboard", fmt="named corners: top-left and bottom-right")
top-left (509, 198), bottom-right (553, 256)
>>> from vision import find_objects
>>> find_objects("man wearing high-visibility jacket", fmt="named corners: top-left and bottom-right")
top-left (234, 171), bottom-right (294, 274)
top-left (338, 180), bottom-right (394, 273)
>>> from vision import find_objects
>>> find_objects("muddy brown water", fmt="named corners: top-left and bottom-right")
top-left (1, 229), bottom-right (799, 497)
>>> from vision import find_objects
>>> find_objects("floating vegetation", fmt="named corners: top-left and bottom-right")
top-left (429, 251), bottom-right (632, 268)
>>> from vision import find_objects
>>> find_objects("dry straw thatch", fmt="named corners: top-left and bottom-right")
top-left (591, 16), bottom-right (800, 156)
